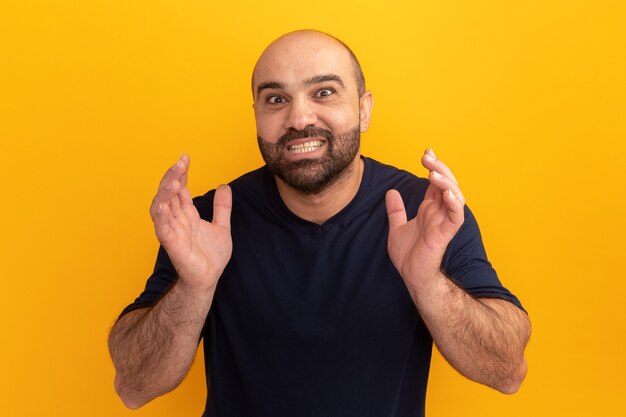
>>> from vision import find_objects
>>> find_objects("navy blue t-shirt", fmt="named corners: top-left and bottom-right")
top-left (121, 157), bottom-right (523, 417)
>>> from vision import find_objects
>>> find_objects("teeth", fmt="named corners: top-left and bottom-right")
top-left (288, 140), bottom-right (323, 153)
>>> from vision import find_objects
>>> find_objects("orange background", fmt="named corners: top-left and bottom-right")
top-left (1, 1), bottom-right (625, 416)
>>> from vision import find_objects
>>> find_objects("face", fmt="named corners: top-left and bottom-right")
top-left (252, 32), bottom-right (373, 194)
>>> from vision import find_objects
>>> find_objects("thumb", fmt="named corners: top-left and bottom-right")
top-left (385, 189), bottom-right (407, 231)
top-left (212, 185), bottom-right (232, 231)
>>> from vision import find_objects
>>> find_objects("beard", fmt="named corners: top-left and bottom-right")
top-left (257, 126), bottom-right (361, 195)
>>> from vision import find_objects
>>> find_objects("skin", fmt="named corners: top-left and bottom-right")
top-left (108, 156), bottom-right (232, 408)
top-left (386, 148), bottom-right (531, 393)
top-left (108, 30), bottom-right (530, 409)
top-left (252, 30), bottom-right (373, 223)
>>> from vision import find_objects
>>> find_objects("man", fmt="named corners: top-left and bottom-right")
top-left (109, 30), bottom-right (530, 416)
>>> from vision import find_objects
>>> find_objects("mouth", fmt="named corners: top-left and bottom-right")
top-left (287, 140), bottom-right (325, 154)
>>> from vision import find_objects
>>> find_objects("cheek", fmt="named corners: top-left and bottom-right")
top-left (319, 107), bottom-right (360, 131)
top-left (255, 111), bottom-right (285, 141)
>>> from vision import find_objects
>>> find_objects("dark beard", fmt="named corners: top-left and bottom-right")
top-left (257, 126), bottom-right (361, 195)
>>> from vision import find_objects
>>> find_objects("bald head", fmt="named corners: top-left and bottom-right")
top-left (252, 30), bottom-right (366, 98)
top-left (251, 30), bottom-right (375, 195)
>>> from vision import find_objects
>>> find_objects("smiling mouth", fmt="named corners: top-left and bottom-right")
top-left (287, 140), bottom-right (325, 154)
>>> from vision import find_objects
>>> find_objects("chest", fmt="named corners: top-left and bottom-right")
top-left (213, 204), bottom-right (418, 344)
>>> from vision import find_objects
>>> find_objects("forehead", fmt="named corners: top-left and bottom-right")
top-left (253, 33), bottom-right (355, 91)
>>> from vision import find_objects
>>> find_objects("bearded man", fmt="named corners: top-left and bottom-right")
top-left (109, 30), bottom-right (531, 417)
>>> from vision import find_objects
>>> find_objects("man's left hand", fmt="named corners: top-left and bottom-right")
top-left (385, 149), bottom-right (465, 289)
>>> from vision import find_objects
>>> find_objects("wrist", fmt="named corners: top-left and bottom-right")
top-left (403, 269), bottom-right (463, 319)
top-left (400, 253), bottom-right (444, 293)
top-left (174, 262), bottom-right (223, 292)
top-left (174, 272), bottom-right (219, 303)
top-left (402, 266), bottom-right (445, 294)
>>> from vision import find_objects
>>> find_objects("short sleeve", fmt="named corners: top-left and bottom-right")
top-left (117, 191), bottom-right (218, 320)
top-left (442, 205), bottom-right (525, 312)
top-left (118, 245), bottom-right (178, 319)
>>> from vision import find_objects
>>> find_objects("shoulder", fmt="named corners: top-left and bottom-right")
top-left (192, 166), bottom-right (269, 220)
top-left (364, 157), bottom-right (430, 213)
top-left (366, 157), bottom-right (428, 188)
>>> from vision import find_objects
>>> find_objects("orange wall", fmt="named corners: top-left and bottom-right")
top-left (1, 1), bottom-right (625, 415)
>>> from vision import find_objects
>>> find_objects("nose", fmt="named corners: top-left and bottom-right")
top-left (284, 97), bottom-right (317, 131)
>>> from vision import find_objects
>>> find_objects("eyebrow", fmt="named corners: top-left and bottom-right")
top-left (256, 81), bottom-right (283, 98)
top-left (304, 74), bottom-right (345, 88)
top-left (256, 74), bottom-right (345, 99)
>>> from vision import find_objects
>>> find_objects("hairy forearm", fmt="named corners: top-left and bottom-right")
top-left (406, 273), bottom-right (531, 394)
top-left (108, 280), bottom-right (215, 409)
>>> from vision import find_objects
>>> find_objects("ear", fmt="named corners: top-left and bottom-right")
top-left (359, 91), bottom-right (374, 133)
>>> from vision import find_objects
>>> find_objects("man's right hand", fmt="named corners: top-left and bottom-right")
top-left (149, 155), bottom-right (233, 293)
top-left (110, 155), bottom-right (231, 409)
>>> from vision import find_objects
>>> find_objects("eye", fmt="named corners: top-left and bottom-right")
top-left (315, 88), bottom-right (335, 98)
top-left (267, 95), bottom-right (287, 104)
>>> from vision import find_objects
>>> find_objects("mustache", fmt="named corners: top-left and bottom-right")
top-left (276, 127), bottom-right (334, 147)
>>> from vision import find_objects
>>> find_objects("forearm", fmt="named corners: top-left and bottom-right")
top-left (108, 279), bottom-right (215, 409)
top-left (405, 272), bottom-right (530, 394)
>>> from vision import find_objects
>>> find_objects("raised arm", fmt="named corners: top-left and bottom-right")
top-left (108, 155), bottom-right (233, 408)
top-left (385, 149), bottom-right (530, 394)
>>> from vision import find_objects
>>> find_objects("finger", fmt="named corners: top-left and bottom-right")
top-left (172, 155), bottom-right (193, 208)
top-left (151, 180), bottom-right (179, 211)
top-left (150, 187), bottom-right (172, 221)
top-left (442, 188), bottom-right (465, 227)
top-left (424, 182), bottom-right (444, 210)
top-left (428, 171), bottom-right (465, 208)
top-left (178, 183), bottom-right (194, 208)
top-left (179, 154), bottom-right (190, 188)
top-left (449, 185), bottom-right (465, 207)
top-left (152, 201), bottom-right (171, 241)
top-left (157, 155), bottom-right (189, 193)
top-left (385, 189), bottom-right (407, 230)
top-left (169, 186), bottom-right (182, 217)
top-left (424, 179), bottom-right (441, 199)
top-left (152, 157), bottom-right (189, 209)
top-left (428, 170), bottom-right (464, 204)
top-left (212, 185), bottom-right (232, 231)
top-left (421, 149), bottom-right (459, 184)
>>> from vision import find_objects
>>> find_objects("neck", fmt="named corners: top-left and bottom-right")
top-left (275, 155), bottom-right (365, 225)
